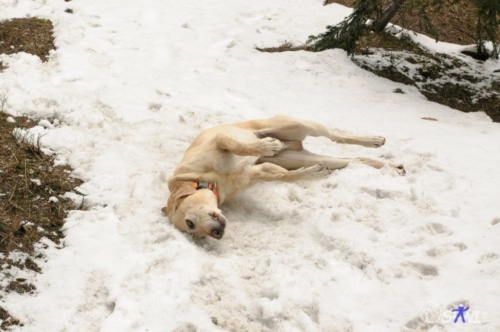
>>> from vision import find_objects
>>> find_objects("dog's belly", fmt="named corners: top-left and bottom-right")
top-left (213, 151), bottom-right (256, 175)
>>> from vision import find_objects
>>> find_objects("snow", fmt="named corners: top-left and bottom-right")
top-left (1, 0), bottom-right (499, 331)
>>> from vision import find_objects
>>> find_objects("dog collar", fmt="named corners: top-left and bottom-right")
top-left (191, 181), bottom-right (219, 204)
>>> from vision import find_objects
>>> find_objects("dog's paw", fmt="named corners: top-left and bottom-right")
top-left (259, 137), bottom-right (284, 156)
top-left (392, 163), bottom-right (406, 176)
top-left (302, 164), bottom-right (333, 179)
top-left (364, 136), bottom-right (386, 148)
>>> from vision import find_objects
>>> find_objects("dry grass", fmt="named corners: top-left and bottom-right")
top-left (0, 112), bottom-right (84, 329)
top-left (0, 17), bottom-right (82, 330)
top-left (0, 18), bottom-right (55, 64)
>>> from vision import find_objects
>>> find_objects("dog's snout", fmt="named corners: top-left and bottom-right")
top-left (210, 212), bottom-right (226, 227)
top-left (208, 212), bottom-right (226, 239)
top-left (210, 226), bottom-right (224, 240)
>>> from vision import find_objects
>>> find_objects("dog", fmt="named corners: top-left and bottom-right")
top-left (162, 115), bottom-right (404, 240)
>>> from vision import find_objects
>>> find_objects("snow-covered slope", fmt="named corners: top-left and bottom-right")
top-left (1, 0), bottom-right (499, 331)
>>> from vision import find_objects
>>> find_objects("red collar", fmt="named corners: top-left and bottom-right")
top-left (191, 181), bottom-right (219, 203)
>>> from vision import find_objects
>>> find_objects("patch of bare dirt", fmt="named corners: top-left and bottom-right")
top-left (0, 18), bottom-right (55, 64)
top-left (325, 0), bottom-right (491, 45)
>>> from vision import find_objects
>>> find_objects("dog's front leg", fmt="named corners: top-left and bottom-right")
top-left (215, 133), bottom-right (284, 156)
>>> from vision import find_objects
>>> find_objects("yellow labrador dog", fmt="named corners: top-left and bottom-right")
top-left (163, 116), bottom-right (404, 240)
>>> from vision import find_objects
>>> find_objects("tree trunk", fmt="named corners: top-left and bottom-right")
top-left (372, 0), bottom-right (406, 32)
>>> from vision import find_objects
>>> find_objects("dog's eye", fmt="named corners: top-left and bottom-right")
top-left (186, 219), bottom-right (195, 230)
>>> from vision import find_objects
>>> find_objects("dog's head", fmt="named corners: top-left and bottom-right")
top-left (163, 181), bottom-right (227, 240)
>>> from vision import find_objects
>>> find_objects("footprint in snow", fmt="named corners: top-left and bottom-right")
top-left (478, 252), bottom-right (498, 264)
top-left (148, 102), bottom-right (162, 112)
top-left (426, 242), bottom-right (467, 257)
top-left (409, 262), bottom-right (439, 277)
top-left (397, 262), bottom-right (439, 278)
top-left (172, 323), bottom-right (196, 332)
top-left (420, 222), bottom-right (453, 236)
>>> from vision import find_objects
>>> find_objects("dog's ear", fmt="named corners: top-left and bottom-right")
top-left (164, 181), bottom-right (197, 220)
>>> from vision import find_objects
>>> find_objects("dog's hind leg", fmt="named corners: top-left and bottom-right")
top-left (249, 162), bottom-right (332, 184)
top-left (328, 131), bottom-right (386, 148)
top-left (252, 116), bottom-right (386, 148)
top-left (257, 150), bottom-right (405, 175)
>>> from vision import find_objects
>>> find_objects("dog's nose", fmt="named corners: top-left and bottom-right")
top-left (209, 212), bottom-right (226, 228)
top-left (210, 226), bottom-right (224, 240)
